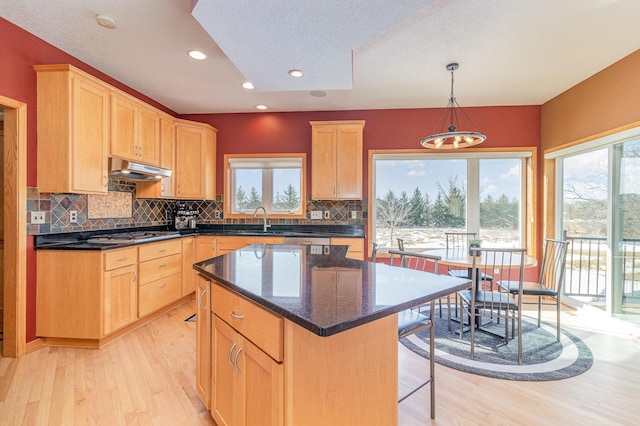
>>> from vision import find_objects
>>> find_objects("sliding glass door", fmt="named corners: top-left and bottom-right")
top-left (557, 136), bottom-right (640, 325)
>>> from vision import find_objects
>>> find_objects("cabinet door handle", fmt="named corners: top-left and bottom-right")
top-left (199, 288), bottom-right (207, 310)
top-left (233, 347), bottom-right (243, 373)
top-left (230, 311), bottom-right (245, 319)
top-left (132, 271), bottom-right (137, 282)
top-left (228, 342), bottom-right (237, 368)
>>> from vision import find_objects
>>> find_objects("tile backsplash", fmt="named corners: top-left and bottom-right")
top-left (27, 180), bottom-right (366, 235)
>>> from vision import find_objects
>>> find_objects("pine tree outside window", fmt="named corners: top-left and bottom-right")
top-left (224, 154), bottom-right (306, 218)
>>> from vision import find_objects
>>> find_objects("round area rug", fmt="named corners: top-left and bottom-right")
top-left (400, 310), bottom-right (593, 381)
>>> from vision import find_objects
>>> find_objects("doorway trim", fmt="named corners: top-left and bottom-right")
top-left (1, 94), bottom-right (27, 358)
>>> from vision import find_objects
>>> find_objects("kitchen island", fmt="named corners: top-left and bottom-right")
top-left (194, 244), bottom-right (470, 425)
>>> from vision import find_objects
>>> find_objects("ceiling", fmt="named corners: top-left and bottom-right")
top-left (2, 0), bottom-right (640, 115)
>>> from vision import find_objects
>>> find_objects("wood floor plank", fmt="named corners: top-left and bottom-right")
top-left (1, 299), bottom-right (639, 425)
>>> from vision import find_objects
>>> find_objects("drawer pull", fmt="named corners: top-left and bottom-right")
top-left (199, 288), bottom-right (207, 310)
top-left (228, 342), bottom-right (237, 367)
top-left (158, 249), bottom-right (167, 253)
top-left (158, 283), bottom-right (167, 288)
top-left (159, 263), bottom-right (167, 267)
top-left (233, 347), bottom-right (243, 372)
top-left (230, 311), bottom-right (245, 319)
top-left (117, 257), bottom-right (127, 261)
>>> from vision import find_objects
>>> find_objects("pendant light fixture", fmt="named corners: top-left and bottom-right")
top-left (420, 63), bottom-right (486, 149)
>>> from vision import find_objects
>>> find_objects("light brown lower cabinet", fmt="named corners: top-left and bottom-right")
top-left (330, 237), bottom-right (364, 260)
top-left (103, 263), bottom-right (138, 335)
top-left (36, 247), bottom-right (139, 340)
top-left (36, 239), bottom-right (185, 345)
top-left (196, 273), bottom-right (212, 409)
top-left (203, 280), bottom-right (397, 425)
top-left (138, 239), bottom-right (182, 317)
top-left (212, 316), bottom-right (284, 426)
top-left (181, 236), bottom-right (196, 296)
top-left (216, 236), bottom-right (284, 255)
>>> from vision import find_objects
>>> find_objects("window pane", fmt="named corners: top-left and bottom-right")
top-left (272, 168), bottom-right (301, 212)
top-left (479, 158), bottom-right (522, 247)
top-left (375, 158), bottom-right (467, 249)
top-left (233, 169), bottom-right (262, 212)
top-left (620, 139), bottom-right (640, 240)
top-left (562, 149), bottom-right (608, 238)
top-left (272, 250), bottom-right (302, 297)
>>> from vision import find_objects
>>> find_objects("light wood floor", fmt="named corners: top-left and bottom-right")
top-left (1, 299), bottom-right (639, 425)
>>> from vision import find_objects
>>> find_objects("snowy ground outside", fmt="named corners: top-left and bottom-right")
top-left (375, 227), bottom-right (520, 250)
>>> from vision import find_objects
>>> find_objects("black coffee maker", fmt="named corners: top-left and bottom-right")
top-left (173, 202), bottom-right (199, 230)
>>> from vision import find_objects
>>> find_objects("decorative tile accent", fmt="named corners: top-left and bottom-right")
top-left (88, 191), bottom-right (132, 218)
top-left (27, 181), bottom-right (366, 235)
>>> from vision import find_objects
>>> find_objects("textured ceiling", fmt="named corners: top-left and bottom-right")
top-left (1, 0), bottom-right (640, 114)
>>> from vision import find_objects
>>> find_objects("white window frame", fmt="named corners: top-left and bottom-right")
top-left (224, 153), bottom-right (307, 219)
top-left (370, 151), bottom-right (531, 250)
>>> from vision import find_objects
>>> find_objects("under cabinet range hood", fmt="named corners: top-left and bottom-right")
top-left (109, 157), bottom-right (172, 182)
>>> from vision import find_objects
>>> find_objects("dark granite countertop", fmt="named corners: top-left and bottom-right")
top-left (34, 224), bottom-right (365, 250)
top-left (194, 244), bottom-right (470, 337)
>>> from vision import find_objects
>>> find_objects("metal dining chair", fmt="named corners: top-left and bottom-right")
top-left (374, 244), bottom-right (439, 419)
top-left (444, 232), bottom-right (494, 281)
top-left (498, 238), bottom-right (569, 341)
top-left (396, 238), bottom-right (451, 324)
top-left (458, 247), bottom-right (526, 364)
top-left (444, 232), bottom-right (494, 321)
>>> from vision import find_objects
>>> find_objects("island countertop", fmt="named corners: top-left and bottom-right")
top-left (193, 244), bottom-right (471, 337)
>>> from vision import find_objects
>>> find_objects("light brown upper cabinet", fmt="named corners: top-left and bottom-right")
top-left (175, 119), bottom-right (217, 200)
top-left (35, 64), bottom-right (110, 194)
top-left (136, 114), bottom-right (176, 198)
top-left (110, 91), bottom-right (160, 166)
top-left (310, 120), bottom-right (365, 200)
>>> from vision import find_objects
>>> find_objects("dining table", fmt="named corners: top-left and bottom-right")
top-left (424, 247), bottom-right (538, 270)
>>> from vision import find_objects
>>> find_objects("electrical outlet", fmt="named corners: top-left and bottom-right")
top-left (214, 210), bottom-right (221, 219)
top-left (310, 245), bottom-right (322, 255)
top-left (350, 211), bottom-right (358, 219)
top-left (69, 210), bottom-right (78, 224)
top-left (31, 211), bottom-right (45, 224)
top-left (324, 210), bottom-right (330, 219)
top-left (310, 211), bottom-right (322, 220)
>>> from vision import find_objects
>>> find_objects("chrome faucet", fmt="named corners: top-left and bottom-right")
top-left (253, 206), bottom-right (271, 233)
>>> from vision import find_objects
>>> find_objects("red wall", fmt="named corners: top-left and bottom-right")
top-left (1, 17), bottom-right (541, 343)
top-left (182, 106), bottom-right (541, 196)
top-left (0, 18), bottom-right (177, 342)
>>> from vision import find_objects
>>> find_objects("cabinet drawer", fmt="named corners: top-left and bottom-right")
top-left (104, 247), bottom-right (138, 271)
top-left (138, 273), bottom-right (182, 317)
top-left (139, 239), bottom-right (181, 262)
top-left (212, 283), bottom-right (284, 362)
top-left (139, 252), bottom-right (182, 285)
top-left (216, 236), bottom-right (284, 253)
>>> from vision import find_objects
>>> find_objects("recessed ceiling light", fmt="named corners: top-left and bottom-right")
top-left (288, 69), bottom-right (304, 78)
top-left (242, 82), bottom-right (255, 90)
top-left (96, 14), bottom-right (117, 29)
top-left (310, 90), bottom-right (327, 98)
top-left (188, 50), bottom-right (207, 60)
top-left (256, 105), bottom-right (268, 110)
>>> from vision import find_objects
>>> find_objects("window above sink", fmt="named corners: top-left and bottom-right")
top-left (224, 153), bottom-right (307, 219)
